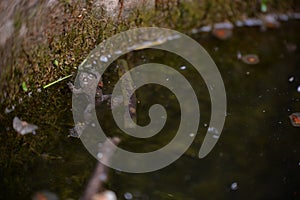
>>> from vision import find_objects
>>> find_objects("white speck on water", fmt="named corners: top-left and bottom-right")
top-left (97, 153), bottom-right (103, 159)
top-left (262, 110), bottom-right (266, 113)
top-left (200, 25), bottom-right (212, 32)
top-left (297, 86), bottom-right (300, 92)
top-left (288, 76), bottom-right (294, 82)
top-left (208, 127), bottom-right (219, 134)
top-left (108, 54), bottom-right (111, 58)
top-left (204, 123), bottom-right (208, 127)
top-left (231, 182), bottom-right (238, 191)
top-left (124, 192), bottom-right (133, 200)
top-left (115, 50), bottom-right (122, 54)
top-left (180, 66), bottom-right (187, 70)
top-left (278, 121), bottom-right (282, 124)
top-left (166, 78), bottom-right (169, 81)
top-left (189, 133), bottom-right (195, 137)
top-left (213, 135), bottom-right (220, 139)
top-left (100, 55), bottom-right (108, 62)
top-left (246, 71), bottom-right (250, 75)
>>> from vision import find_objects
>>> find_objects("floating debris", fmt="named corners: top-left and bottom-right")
top-left (5, 105), bottom-right (15, 114)
top-left (289, 113), bottom-right (300, 127)
top-left (100, 55), bottom-right (108, 62)
top-left (262, 14), bottom-right (280, 29)
top-left (288, 76), bottom-right (295, 83)
top-left (124, 192), bottom-right (133, 200)
top-left (92, 191), bottom-right (117, 200)
top-left (285, 43), bottom-right (297, 52)
top-left (180, 65), bottom-right (187, 70)
top-left (243, 18), bottom-right (263, 27)
top-left (32, 190), bottom-right (58, 200)
top-left (240, 54), bottom-right (260, 65)
top-left (212, 28), bottom-right (232, 40)
top-left (230, 182), bottom-right (238, 191)
top-left (199, 25), bottom-right (212, 32)
top-left (13, 117), bottom-right (38, 135)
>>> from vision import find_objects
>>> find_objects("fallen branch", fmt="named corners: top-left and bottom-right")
top-left (81, 137), bottom-right (121, 200)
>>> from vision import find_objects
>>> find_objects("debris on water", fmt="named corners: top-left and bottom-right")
top-left (5, 105), bottom-right (15, 114)
top-left (32, 190), bottom-right (58, 200)
top-left (240, 54), bottom-right (260, 65)
top-left (212, 28), bottom-right (232, 40)
top-left (235, 20), bottom-right (244, 27)
top-left (243, 18), bottom-right (263, 27)
top-left (92, 191), bottom-right (117, 200)
top-left (214, 22), bottom-right (234, 29)
top-left (13, 117), bottom-right (38, 135)
top-left (262, 14), bottom-right (280, 29)
top-left (180, 65), bottom-right (187, 70)
top-left (124, 192), bottom-right (133, 200)
top-left (100, 55), bottom-right (108, 62)
top-left (230, 182), bottom-right (238, 191)
top-left (289, 113), bottom-right (300, 127)
top-left (199, 25), bottom-right (212, 32)
top-left (189, 133), bottom-right (195, 137)
top-left (285, 43), bottom-right (297, 52)
top-left (278, 14), bottom-right (289, 21)
top-left (237, 51), bottom-right (242, 59)
top-left (288, 76), bottom-right (295, 83)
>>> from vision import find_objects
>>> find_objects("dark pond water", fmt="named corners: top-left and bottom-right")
top-left (1, 21), bottom-right (300, 199)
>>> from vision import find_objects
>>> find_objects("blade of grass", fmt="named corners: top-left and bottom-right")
top-left (43, 74), bottom-right (73, 89)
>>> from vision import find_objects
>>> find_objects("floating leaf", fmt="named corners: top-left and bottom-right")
top-left (289, 113), bottom-right (300, 127)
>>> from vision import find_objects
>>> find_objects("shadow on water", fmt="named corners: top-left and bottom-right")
top-left (1, 21), bottom-right (300, 199)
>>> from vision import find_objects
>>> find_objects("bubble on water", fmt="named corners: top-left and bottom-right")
top-left (100, 55), bottom-right (108, 62)
top-left (262, 110), bottom-right (266, 113)
top-left (246, 71), bottom-right (250, 75)
top-left (124, 192), bottom-right (133, 200)
top-left (297, 86), bottom-right (300, 92)
top-left (97, 153), bottom-right (103, 159)
top-left (230, 182), bottom-right (238, 191)
top-left (180, 66), bottom-right (187, 70)
top-left (189, 133), bottom-right (195, 137)
top-left (204, 123), bottom-right (208, 127)
top-left (288, 76), bottom-right (294, 82)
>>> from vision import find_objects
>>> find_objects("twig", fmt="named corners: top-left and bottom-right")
top-left (81, 137), bottom-right (121, 200)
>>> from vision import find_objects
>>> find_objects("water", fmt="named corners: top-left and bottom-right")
top-left (1, 21), bottom-right (300, 199)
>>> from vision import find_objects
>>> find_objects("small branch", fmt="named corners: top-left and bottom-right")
top-left (81, 137), bottom-right (121, 200)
